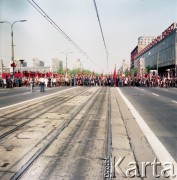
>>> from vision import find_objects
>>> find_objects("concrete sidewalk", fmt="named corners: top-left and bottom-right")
top-left (111, 87), bottom-right (167, 180)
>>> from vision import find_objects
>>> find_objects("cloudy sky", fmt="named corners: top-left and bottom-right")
top-left (0, 0), bottom-right (176, 73)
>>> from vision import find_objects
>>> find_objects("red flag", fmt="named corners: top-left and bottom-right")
top-left (113, 65), bottom-right (116, 86)
top-left (28, 72), bottom-right (31, 81)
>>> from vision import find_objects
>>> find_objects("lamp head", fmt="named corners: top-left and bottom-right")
top-left (20, 20), bottom-right (27, 22)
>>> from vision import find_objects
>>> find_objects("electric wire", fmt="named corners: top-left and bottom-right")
top-left (92, 0), bottom-right (109, 71)
top-left (27, 0), bottom-right (101, 70)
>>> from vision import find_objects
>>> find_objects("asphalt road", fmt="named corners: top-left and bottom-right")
top-left (0, 86), bottom-right (73, 108)
top-left (0, 87), bottom-right (108, 179)
top-left (120, 86), bottom-right (177, 162)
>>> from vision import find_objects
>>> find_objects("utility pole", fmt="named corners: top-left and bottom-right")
top-left (0, 20), bottom-right (27, 79)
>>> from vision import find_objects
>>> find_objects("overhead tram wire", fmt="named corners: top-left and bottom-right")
top-left (92, 0), bottom-right (109, 72)
top-left (27, 0), bottom-right (101, 70)
top-left (27, 0), bottom-right (88, 61)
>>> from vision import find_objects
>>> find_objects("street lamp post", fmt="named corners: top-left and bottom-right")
top-left (106, 53), bottom-right (108, 72)
top-left (157, 51), bottom-right (159, 76)
top-left (0, 20), bottom-right (27, 79)
top-left (60, 52), bottom-right (73, 71)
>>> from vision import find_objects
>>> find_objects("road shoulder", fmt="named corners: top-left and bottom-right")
top-left (111, 87), bottom-right (166, 179)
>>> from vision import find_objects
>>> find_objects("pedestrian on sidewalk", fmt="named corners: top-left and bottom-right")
top-left (44, 77), bottom-right (48, 87)
top-left (30, 77), bottom-right (34, 93)
top-left (3, 78), bottom-right (7, 88)
top-left (39, 76), bottom-right (45, 92)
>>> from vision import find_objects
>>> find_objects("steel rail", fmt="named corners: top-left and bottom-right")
top-left (10, 87), bottom-right (102, 180)
top-left (0, 88), bottom-right (80, 119)
top-left (105, 87), bottom-right (112, 180)
top-left (0, 88), bottom-right (90, 140)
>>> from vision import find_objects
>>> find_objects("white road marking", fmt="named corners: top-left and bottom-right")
top-left (162, 89), bottom-right (169, 91)
top-left (0, 92), bottom-right (8, 94)
top-left (0, 91), bottom-right (31, 99)
top-left (172, 100), bottom-right (177, 104)
top-left (117, 88), bottom-right (177, 179)
top-left (154, 88), bottom-right (169, 92)
top-left (141, 88), bottom-right (145, 91)
top-left (0, 87), bottom-right (77, 110)
top-left (152, 93), bottom-right (159, 97)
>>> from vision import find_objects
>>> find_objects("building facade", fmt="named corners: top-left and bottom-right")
top-left (73, 59), bottom-right (82, 69)
top-left (118, 60), bottom-right (130, 74)
top-left (33, 58), bottom-right (44, 67)
top-left (133, 22), bottom-right (177, 78)
top-left (15, 66), bottom-right (50, 73)
top-left (0, 60), bottom-right (11, 74)
top-left (51, 58), bottom-right (63, 72)
top-left (14, 60), bottom-right (27, 67)
top-left (0, 60), bottom-right (3, 77)
top-left (131, 36), bottom-right (155, 68)
top-left (138, 36), bottom-right (156, 47)
top-left (14, 58), bottom-right (49, 73)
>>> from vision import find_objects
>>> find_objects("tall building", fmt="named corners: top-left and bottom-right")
top-left (14, 60), bottom-right (27, 67)
top-left (138, 36), bottom-right (156, 47)
top-left (0, 60), bottom-right (3, 76)
top-left (51, 58), bottom-right (63, 72)
top-left (133, 22), bottom-right (177, 78)
top-left (73, 59), bottom-right (82, 69)
top-left (59, 61), bottom-right (63, 69)
top-left (118, 60), bottom-right (130, 74)
top-left (33, 58), bottom-right (44, 67)
top-left (131, 36), bottom-right (155, 68)
top-left (0, 60), bottom-right (10, 73)
top-left (23, 61), bottom-right (27, 67)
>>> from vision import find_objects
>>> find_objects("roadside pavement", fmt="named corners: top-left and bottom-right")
top-left (111, 87), bottom-right (169, 180)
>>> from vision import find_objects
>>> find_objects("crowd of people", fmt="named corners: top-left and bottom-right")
top-left (0, 74), bottom-right (176, 89)
top-left (0, 76), bottom-right (66, 89)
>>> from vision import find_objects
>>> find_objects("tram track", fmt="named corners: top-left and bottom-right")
top-left (0, 87), bottom-right (90, 140)
top-left (0, 90), bottom-right (72, 116)
top-left (9, 87), bottom-right (103, 180)
top-left (0, 87), bottom-right (115, 180)
top-left (106, 87), bottom-right (112, 160)
top-left (70, 87), bottom-right (107, 179)
top-left (103, 87), bottom-right (112, 180)
top-left (14, 87), bottom-right (111, 180)
top-left (0, 87), bottom-right (87, 119)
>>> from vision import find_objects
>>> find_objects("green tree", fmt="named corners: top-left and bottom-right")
top-left (68, 68), bottom-right (81, 76)
top-left (146, 65), bottom-right (150, 73)
top-left (57, 68), bottom-right (64, 75)
top-left (124, 69), bottom-right (131, 77)
top-left (130, 67), bottom-right (137, 77)
top-left (58, 67), bottom-right (100, 77)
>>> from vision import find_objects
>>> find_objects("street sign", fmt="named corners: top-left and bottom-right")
top-left (11, 62), bottom-right (16, 67)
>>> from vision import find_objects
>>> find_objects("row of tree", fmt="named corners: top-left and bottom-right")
top-left (57, 66), bottom-right (151, 77)
top-left (57, 68), bottom-right (100, 76)
top-left (124, 66), bottom-right (150, 77)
